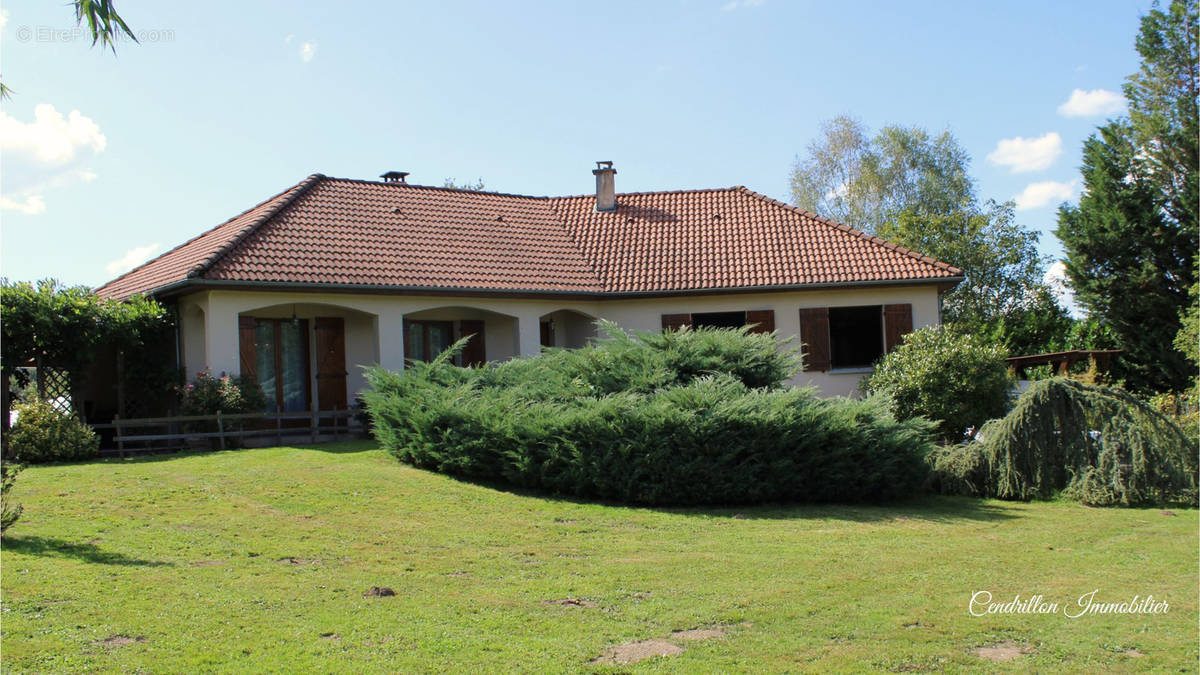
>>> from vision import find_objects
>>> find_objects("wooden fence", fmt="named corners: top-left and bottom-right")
top-left (91, 410), bottom-right (365, 457)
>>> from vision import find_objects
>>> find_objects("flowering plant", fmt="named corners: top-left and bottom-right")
top-left (177, 370), bottom-right (268, 416)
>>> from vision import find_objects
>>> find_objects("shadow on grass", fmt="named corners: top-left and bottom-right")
top-left (3, 535), bottom-right (174, 567)
top-left (46, 439), bottom-right (383, 467)
top-left (418, 468), bottom-right (1021, 523)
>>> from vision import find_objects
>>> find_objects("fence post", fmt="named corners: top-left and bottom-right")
top-left (114, 414), bottom-right (125, 459)
top-left (275, 411), bottom-right (283, 446)
top-left (216, 411), bottom-right (226, 451)
top-left (310, 410), bottom-right (318, 444)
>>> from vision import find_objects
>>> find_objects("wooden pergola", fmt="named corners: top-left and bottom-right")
top-left (1005, 349), bottom-right (1122, 379)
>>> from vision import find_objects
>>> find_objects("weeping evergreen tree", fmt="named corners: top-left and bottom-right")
top-left (976, 378), bottom-right (1196, 506)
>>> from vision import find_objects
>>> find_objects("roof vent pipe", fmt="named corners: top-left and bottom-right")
top-left (381, 171), bottom-right (410, 184)
top-left (593, 161), bottom-right (617, 212)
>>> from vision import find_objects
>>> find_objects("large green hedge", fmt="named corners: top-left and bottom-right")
top-left (364, 324), bottom-right (934, 506)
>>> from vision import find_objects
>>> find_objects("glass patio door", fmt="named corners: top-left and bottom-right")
top-left (254, 319), bottom-right (310, 412)
top-left (405, 320), bottom-right (454, 363)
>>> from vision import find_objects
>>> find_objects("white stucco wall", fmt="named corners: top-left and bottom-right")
top-left (176, 284), bottom-right (941, 403)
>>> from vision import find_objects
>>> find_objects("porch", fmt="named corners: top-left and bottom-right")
top-left (177, 290), bottom-right (601, 411)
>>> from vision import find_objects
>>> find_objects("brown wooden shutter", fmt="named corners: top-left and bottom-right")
top-left (661, 313), bottom-right (693, 331)
top-left (459, 319), bottom-right (486, 366)
top-left (238, 316), bottom-right (257, 379)
top-left (798, 307), bottom-right (831, 372)
top-left (746, 309), bottom-right (775, 334)
top-left (315, 318), bottom-right (347, 412)
top-left (883, 304), bottom-right (913, 353)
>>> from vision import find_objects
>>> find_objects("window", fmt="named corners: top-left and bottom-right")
top-left (251, 319), bottom-right (311, 412)
top-left (829, 306), bottom-right (884, 369)
top-left (692, 311), bottom-right (748, 329)
top-left (799, 304), bottom-right (913, 373)
top-left (405, 320), bottom-right (454, 363)
top-left (661, 310), bottom-right (774, 333)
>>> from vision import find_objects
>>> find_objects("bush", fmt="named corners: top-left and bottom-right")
top-left (929, 378), bottom-right (1196, 506)
top-left (177, 370), bottom-right (268, 416)
top-left (924, 444), bottom-right (986, 497)
top-left (364, 324), bottom-right (934, 506)
top-left (866, 326), bottom-right (1012, 443)
top-left (8, 400), bottom-right (100, 463)
top-left (1, 462), bottom-right (22, 537)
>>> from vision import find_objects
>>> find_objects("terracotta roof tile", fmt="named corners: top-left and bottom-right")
top-left (96, 175), bottom-right (962, 300)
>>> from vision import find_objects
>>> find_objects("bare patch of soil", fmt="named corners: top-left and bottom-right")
top-left (364, 586), bottom-right (396, 598)
top-left (445, 571), bottom-right (471, 577)
top-left (1125, 648), bottom-right (1144, 657)
top-left (973, 641), bottom-right (1030, 661)
top-left (543, 597), bottom-right (597, 608)
top-left (319, 632), bottom-right (340, 641)
top-left (191, 560), bottom-right (224, 567)
top-left (591, 639), bottom-right (684, 665)
top-left (96, 635), bottom-right (146, 648)
top-left (1160, 510), bottom-right (1176, 517)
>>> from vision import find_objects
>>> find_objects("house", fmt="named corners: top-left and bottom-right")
top-left (96, 162), bottom-right (962, 413)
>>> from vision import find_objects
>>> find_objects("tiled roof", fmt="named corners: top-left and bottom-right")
top-left (96, 174), bottom-right (962, 299)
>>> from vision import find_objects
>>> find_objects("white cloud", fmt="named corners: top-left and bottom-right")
top-left (986, 132), bottom-right (1062, 173)
top-left (1, 104), bottom-right (106, 166)
top-left (0, 103), bottom-right (106, 214)
top-left (300, 41), bottom-right (317, 63)
top-left (1014, 180), bottom-right (1077, 210)
top-left (1044, 261), bottom-right (1082, 318)
top-left (105, 243), bottom-right (161, 276)
top-left (0, 195), bottom-right (46, 215)
top-left (284, 34), bottom-right (295, 44)
top-left (722, 0), bottom-right (764, 10)
top-left (0, 9), bottom-right (9, 30)
top-left (1057, 88), bottom-right (1125, 118)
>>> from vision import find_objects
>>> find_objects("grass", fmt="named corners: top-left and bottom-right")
top-left (1, 442), bottom-right (1195, 673)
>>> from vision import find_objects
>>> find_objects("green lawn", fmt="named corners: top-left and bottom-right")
top-left (1, 443), bottom-right (1195, 673)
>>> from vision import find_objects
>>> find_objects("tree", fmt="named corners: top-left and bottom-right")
top-left (789, 116), bottom-right (975, 235)
top-left (977, 286), bottom-right (1074, 357)
top-left (790, 117), bottom-right (1058, 355)
top-left (442, 178), bottom-right (486, 191)
top-left (1125, 0), bottom-right (1199, 235)
top-left (1055, 1), bottom-right (1198, 392)
top-left (880, 200), bottom-right (1047, 329)
top-left (1176, 273), bottom-right (1199, 367)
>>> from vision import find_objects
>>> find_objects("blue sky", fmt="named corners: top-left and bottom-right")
top-left (1, 0), bottom-right (1151, 289)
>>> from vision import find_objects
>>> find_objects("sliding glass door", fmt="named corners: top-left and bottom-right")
top-left (405, 320), bottom-right (454, 363)
top-left (254, 319), bottom-right (310, 412)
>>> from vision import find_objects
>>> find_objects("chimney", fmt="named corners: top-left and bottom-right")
top-left (592, 161), bottom-right (617, 212)
top-left (380, 171), bottom-right (410, 184)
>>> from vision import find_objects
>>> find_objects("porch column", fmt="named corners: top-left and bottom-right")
top-left (515, 311), bottom-right (543, 358)
top-left (376, 311), bottom-right (406, 371)
top-left (203, 299), bottom-right (239, 378)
